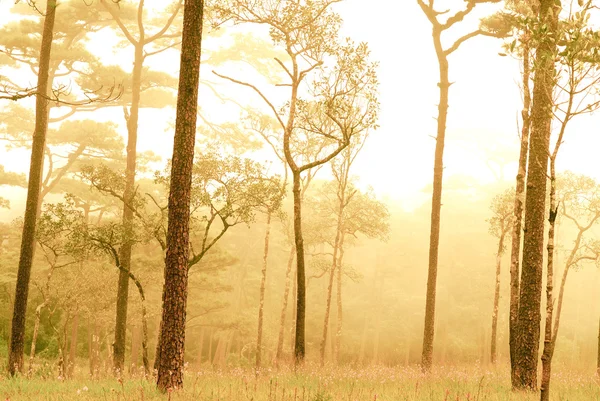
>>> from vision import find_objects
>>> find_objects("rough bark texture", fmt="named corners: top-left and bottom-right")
top-left (514, 0), bottom-right (559, 390)
top-left (113, 32), bottom-right (144, 379)
top-left (422, 25), bottom-right (448, 373)
top-left (155, 0), bottom-right (203, 391)
top-left (8, 0), bottom-right (57, 376)
top-left (510, 31), bottom-right (531, 387)
top-left (255, 212), bottom-right (272, 369)
top-left (491, 231), bottom-right (506, 365)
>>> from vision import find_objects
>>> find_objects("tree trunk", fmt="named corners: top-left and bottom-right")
top-left (334, 231), bottom-right (346, 363)
top-left (113, 41), bottom-right (144, 376)
top-left (196, 328), bottom-right (205, 367)
top-left (156, 0), bottom-right (204, 391)
top-left (422, 28), bottom-right (449, 373)
top-left (67, 310), bottom-right (79, 378)
top-left (275, 247), bottom-right (295, 364)
top-left (8, 0), bottom-right (57, 376)
top-left (292, 170), bottom-right (307, 364)
top-left (510, 30), bottom-right (531, 387)
top-left (491, 232), bottom-right (505, 365)
top-left (515, 0), bottom-right (559, 390)
top-left (256, 212), bottom-right (272, 369)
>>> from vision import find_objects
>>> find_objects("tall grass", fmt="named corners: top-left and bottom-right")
top-left (0, 362), bottom-right (598, 400)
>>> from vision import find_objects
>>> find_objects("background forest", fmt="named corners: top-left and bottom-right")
top-left (1, 0), bottom-right (600, 400)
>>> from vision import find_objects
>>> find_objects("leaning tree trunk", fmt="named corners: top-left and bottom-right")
top-left (491, 230), bottom-right (506, 365)
top-left (510, 30), bottom-right (531, 387)
top-left (113, 42), bottom-right (144, 376)
top-left (8, 0), bottom-right (57, 376)
top-left (292, 170), bottom-right (307, 363)
top-left (515, 0), bottom-right (559, 390)
top-left (256, 212), bottom-right (272, 369)
top-left (422, 30), bottom-right (449, 373)
top-left (156, 0), bottom-right (204, 391)
top-left (275, 247), bottom-right (295, 364)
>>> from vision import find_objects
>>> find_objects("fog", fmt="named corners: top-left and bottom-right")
top-left (1, 0), bottom-right (600, 383)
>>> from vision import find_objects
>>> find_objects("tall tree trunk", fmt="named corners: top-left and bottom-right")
top-left (156, 0), bottom-right (204, 391)
top-left (491, 232), bottom-right (506, 365)
top-left (515, 0), bottom-right (559, 390)
top-left (256, 212), bottom-right (272, 369)
top-left (275, 247), bottom-right (295, 364)
top-left (8, 0), bottom-right (57, 376)
top-left (320, 197), bottom-right (344, 366)
top-left (113, 42), bottom-right (144, 376)
top-left (510, 31), bottom-right (531, 387)
top-left (422, 28), bottom-right (449, 373)
top-left (334, 232), bottom-right (346, 363)
top-left (292, 170), bottom-right (306, 363)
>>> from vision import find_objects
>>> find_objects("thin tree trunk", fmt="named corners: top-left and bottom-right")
top-left (256, 212), bottom-right (272, 369)
top-left (491, 232), bottom-right (506, 365)
top-left (8, 0), bottom-right (57, 376)
top-left (320, 197), bottom-right (344, 366)
top-left (196, 328), bottom-right (205, 367)
top-left (275, 247), bottom-right (295, 364)
top-left (515, 0), bottom-right (559, 390)
top-left (292, 170), bottom-right (307, 363)
top-left (113, 41), bottom-right (144, 376)
top-left (156, 0), bottom-right (204, 391)
top-left (422, 28), bottom-right (449, 373)
top-left (334, 232), bottom-right (346, 364)
top-left (510, 30), bottom-right (531, 387)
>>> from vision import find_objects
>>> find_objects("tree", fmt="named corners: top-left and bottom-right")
top-left (214, 1), bottom-right (378, 363)
top-left (155, 0), bottom-right (204, 391)
top-left (540, 172), bottom-right (600, 401)
top-left (96, 0), bottom-right (182, 374)
top-left (8, 0), bottom-right (57, 376)
top-left (487, 189), bottom-right (513, 365)
top-left (416, 0), bottom-right (503, 372)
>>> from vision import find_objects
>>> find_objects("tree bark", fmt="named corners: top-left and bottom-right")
top-left (8, 0), bottom-right (57, 376)
top-left (292, 170), bottom-right (306, 363)
top-left (256, 212), bottom-right (272, 369)
top-left (156, 0), bottom-right (204, 391)
top-left (422, 26), bottom-right (448, 373)
top-left (275, 247), bottom-right (295, 364)
top-left (510, 30), bottom-right (531, 387)
top-left (514, 0), bottom-right (559, 390)
top-left (491, 231), bottom-right (505, 365)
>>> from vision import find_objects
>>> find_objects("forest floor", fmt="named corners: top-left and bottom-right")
top-left (0, 363), bottom-right (598, 400)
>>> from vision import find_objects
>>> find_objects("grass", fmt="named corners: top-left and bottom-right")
top-left (0, 363), bottom-right (599, 400)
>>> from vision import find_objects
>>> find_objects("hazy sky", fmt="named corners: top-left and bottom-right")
top-left (2, 0), bottom-right (600, 215)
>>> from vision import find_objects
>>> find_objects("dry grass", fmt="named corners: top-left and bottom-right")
top-left (0, 362), bottom-right (599, 400)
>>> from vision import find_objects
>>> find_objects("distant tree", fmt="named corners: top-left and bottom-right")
top-left (155, 0), bottom-right (203, 389)
top-left (416, 0), bottom-right (504, 372)
top-left (487, 189), bottom-right (513, 365)
top-left (8, 0), bottom-right (57, 376)
top-left (96, 0), bottom-right (182, 374)
top-left (214, 0), bottom-right (378, 363)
